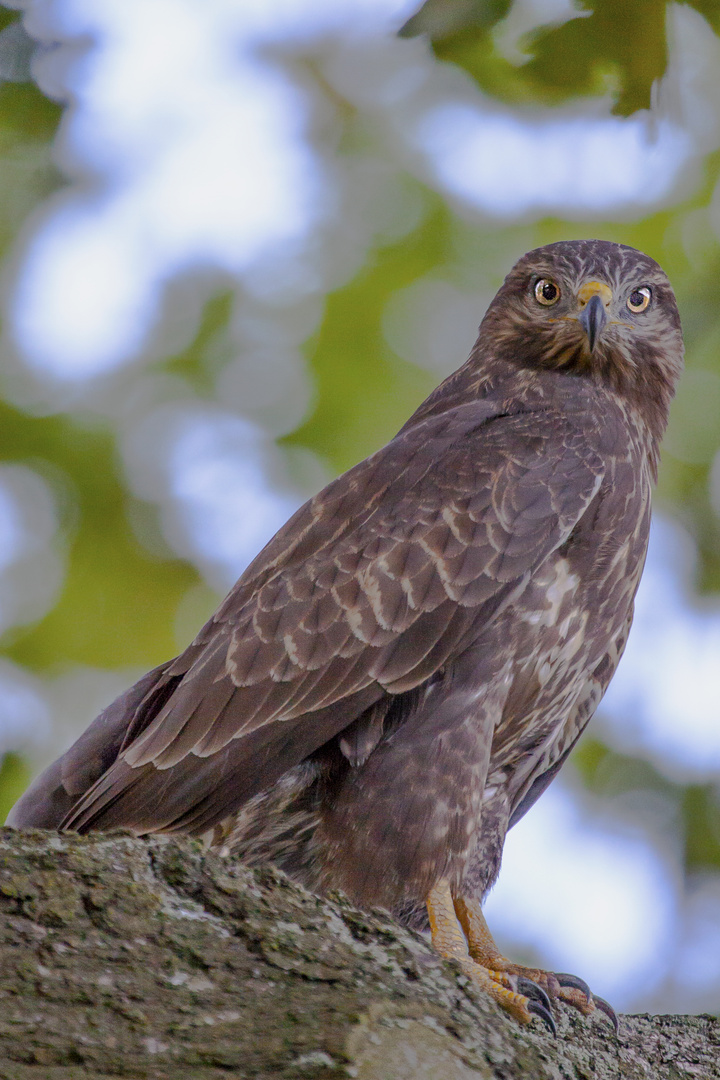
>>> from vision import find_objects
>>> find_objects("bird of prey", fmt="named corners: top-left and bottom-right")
top-left (9, 239), bottom-right (683, 1033)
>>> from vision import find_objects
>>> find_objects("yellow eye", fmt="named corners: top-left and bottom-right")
top-left (627, 286), bottom-right (651, 313)
top-left (534, 278), bottom-right (560, 306)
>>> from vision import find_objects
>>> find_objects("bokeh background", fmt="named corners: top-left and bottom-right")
top-left (0, 0), bottom-right (719, 1015)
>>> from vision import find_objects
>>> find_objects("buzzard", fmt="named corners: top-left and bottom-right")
top-left (9, 240), bottom-right (683, 1032)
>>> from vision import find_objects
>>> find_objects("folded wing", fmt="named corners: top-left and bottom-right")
top-left (10, 401), bottom-right (604, 836)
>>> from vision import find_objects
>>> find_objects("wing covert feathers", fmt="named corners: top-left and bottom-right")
top-left (53, 404), bottom-right (604, 834)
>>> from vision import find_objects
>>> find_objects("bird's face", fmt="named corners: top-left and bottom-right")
top-left (480, 239), bottom-right (684, 403)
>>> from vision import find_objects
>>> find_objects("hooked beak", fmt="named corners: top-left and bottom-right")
top-left (577, 281), bottom-right (611, 352)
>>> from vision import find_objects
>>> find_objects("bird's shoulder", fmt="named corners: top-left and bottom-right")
top-left (113, 393), bottom-right (608, 775)
top-left (191, 397), bottom-right (606, 659)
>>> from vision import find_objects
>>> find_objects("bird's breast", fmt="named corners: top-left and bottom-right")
top-left (488, 514), bottom-right (643, 777)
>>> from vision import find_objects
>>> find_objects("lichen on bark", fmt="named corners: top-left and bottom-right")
top-left (0, 828), bottom-right (717, 1079)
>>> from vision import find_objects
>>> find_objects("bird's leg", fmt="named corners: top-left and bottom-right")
top-left (426, 879), bottom-right (556, 1032)
top-left (453, 894), bottom-right (618, 1032)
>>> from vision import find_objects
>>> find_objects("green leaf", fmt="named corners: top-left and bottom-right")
top-left (523, 0), bottom-right (667, 116)
top-left (400, 0), bottom-right (714, 116)
top-left (400, 0), bottom-right (512, 40)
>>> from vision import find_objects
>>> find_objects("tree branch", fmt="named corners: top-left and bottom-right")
top-left (0, 829), bottom-right (717, 1079)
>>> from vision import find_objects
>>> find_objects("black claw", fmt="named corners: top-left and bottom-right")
top-left (527, 997), bottom-right (557, 1036)
top-left (554, 972), bottom-right (592, 1001)
top-left (593, 995), bottom-right (620, 1035)
top-left (516, 976), bottom-right (552, 1014)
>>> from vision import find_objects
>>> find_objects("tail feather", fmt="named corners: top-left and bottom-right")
top-left (6, 661), bottom-right (174, 829)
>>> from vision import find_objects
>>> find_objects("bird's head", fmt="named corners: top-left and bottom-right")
top-left (478, 239), bottom-right (684, 426)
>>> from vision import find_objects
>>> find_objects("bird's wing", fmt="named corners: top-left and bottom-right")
top-left (29, 402), bottom-right (604, 836)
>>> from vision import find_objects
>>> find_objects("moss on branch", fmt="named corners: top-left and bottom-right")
top-left (0, 830), bottom-right (717, 1079)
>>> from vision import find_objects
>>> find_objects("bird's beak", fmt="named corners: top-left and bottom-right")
top-left (577, 281), bottom-right (612, 352)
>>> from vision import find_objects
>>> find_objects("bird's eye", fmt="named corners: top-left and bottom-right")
top-left (627, 286), bottom-right (651, 313)
top-left (534, 279), bottom-right (560, 306)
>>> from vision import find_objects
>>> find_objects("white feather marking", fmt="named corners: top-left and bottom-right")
top-left (356, 564), bottom-right (390, 629)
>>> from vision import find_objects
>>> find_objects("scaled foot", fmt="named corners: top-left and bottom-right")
top-left (427, 880), bottom-right (618, 1035)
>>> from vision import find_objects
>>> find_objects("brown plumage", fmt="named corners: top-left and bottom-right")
top-left (9, 239), bottom-right (683, 1030)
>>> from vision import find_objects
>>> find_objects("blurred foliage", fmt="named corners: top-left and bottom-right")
top-left (0, 0), bottom-right (719, 1012)
top-left (402, 0), bottom-right (720, 114)
top-left (0, 752), bottom-right (28, 825)
top-left (289, 202), bottom-right (445, 471)
top-left (573, 737), bottom-right (720, 877)
top-left (0, 401), bottom-right (197, 670)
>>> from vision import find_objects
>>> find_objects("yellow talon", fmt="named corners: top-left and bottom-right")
top-left (426, 879), bottom-right (549, 1029)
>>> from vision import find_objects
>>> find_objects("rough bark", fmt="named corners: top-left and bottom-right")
top-left (0, 829), bottom-right (717, 1080)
